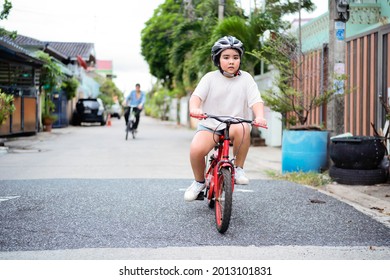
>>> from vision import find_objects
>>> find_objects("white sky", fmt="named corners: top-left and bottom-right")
top-left (1, 0), bottom-right (328, 94)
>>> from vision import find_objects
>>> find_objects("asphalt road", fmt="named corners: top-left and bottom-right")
top-left (0, 116), bottom-right (390, 259)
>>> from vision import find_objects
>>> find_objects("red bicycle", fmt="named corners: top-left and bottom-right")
top-left (191, 113), bottom-right (267, 233)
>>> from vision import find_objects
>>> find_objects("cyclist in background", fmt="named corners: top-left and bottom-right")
top-left (123, 83), bottom-right (146, 132)
top-left (184, 35), bottom-right (267, 202)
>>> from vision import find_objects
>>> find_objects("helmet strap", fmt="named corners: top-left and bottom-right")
top-left (219, 67), bottom-right (241, 77)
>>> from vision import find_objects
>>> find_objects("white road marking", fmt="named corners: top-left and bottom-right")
top-left (234, 189), bottom-right (254, 193)
top-left (0, 196), bottom-right (20, 202)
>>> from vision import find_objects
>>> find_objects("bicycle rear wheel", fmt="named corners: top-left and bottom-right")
top-left (214, 167), bottom-right (233, 233)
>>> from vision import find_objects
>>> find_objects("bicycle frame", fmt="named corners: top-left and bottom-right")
top-left (125, 106), bottom-right (137, 140)
top-left (206, 121), bottom-right (235, 202)
top-left (128, 106), bottom-right (136, 122)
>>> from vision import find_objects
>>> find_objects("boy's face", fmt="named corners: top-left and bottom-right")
top-left (219, 49), bottom-right (240, 75)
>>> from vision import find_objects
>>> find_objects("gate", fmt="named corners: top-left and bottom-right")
top-left (345, 25), bottom-right (390, 135)
top-left (0, 87), bottom-right (38, 136)
top-left (52, 90), bottom-right (68, 128)
top-left (289, 45), bottom-right (329, 128)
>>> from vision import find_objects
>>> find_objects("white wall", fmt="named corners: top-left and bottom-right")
top-left (255, 69), bottom-right (282, 147)
top-left (179, 96), bottom-right (189, 126)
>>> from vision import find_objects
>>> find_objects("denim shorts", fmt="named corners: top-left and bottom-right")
top-left (197, 124), bottom-right (224, 136)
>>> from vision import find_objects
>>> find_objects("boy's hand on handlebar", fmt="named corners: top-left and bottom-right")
top-left (253, 117), bottom-right (268, 128)
top-left (190, 109), bottom-right (207, 119)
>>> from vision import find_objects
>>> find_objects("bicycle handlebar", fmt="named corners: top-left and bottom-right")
top-left (190, 113), bottom-right (268, 129)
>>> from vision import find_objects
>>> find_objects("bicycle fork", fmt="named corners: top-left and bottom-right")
top-left (200, 149), bottom-right (235, 201)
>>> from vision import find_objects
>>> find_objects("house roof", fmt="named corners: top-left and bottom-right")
top-left (12, 34), bottom-right (46, 48)
top-left (46, 41), bottom-right (96, 63)
top-left (12, 34), bottom-right (96, 64)
top-left (0, 36), bottom-right (43, 66)
top-left (12, 34), bottom-right (68, 61)
top-left (0, 36), bottom-right (32, 54)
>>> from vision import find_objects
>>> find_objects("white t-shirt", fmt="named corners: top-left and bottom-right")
top-left (192, 70), bottom-right (263, 129)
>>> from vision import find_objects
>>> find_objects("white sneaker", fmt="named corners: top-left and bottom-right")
top-left (184, 181), bottom-right (205, 202)
top-left (235, 167), bottom-right (249, 185)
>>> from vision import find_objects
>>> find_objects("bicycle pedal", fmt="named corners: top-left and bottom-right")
top-left (196, 191), bottom-right (205, 200)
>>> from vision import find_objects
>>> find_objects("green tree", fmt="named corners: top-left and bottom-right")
top-left (98, 79), bottom-right (123, 106)
top-left (169, 0), bottom-right (242, 91)
top-left (252, 33), bottom-right (346, 127)
top-left (141, 0), bottom-right (317, 120)
top-left (141, 0), bottom-right (183, 89)
top-left (36, 51), bottom-right (63, 120)
top-left (61, 77), bottom-right (79, 100)
top-left (0, 0), bottom-right (16, 38)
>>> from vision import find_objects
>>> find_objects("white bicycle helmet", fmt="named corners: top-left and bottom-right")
top-left (211, 35), bottom-right (244, 67)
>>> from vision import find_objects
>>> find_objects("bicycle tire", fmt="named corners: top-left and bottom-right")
top-left (125, 122), bottom-right (132, 140)
top-left (132, 122), bottom-right (136, 139)
top-left (215, 167), bottom-right (233, 233)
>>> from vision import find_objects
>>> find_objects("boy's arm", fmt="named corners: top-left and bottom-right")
top-left (189, 95), bottom-right (203, 116)
top-left (252, 102), bottom-right (267, 127)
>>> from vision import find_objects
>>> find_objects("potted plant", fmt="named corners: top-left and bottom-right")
top-left (0, 90), bottom-right (15, 125)
top-left (42, 98), bottom-right (58, 132)
top-left (251, 31), bottom-right (347, 173)
top-left (36, 51), bottom-right (63, 132)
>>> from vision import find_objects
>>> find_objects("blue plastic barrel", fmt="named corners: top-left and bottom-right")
top-left (282, 130), bottom-right (329, 173)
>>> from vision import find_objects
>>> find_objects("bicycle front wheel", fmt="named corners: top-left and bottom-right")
top-left (132, 123), bottom-right (136, 139)
top-left (214, 167), bottom-right (233, 233)
top-left (125, 122), bottom-right (132, 140)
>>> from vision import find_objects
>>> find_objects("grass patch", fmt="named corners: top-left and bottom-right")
top-left (265, 170), bottom-right (332, 187)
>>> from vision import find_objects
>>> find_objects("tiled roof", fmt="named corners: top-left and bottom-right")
top-left (0, 36), bottom-right (43, 65)
top-left (12, 34), bottom-right (46, 48)
top-left (0, 36), bottom-right (31, 53)
top-left (46, 41), bottom-right (95, 61)
top-left (11, 34), bottom-right (95, 62)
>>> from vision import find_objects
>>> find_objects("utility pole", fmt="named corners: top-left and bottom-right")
top-left (184, 0), bottom-right (195, 21)
top-left (218, 0), bottom-right (225, 21)
top-left (298, 0), bottom-right (302, 97)
top-left (328, 0), bottom-right (350, 135)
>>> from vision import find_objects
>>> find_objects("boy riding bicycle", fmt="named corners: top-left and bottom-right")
top-left (185, 35), bottom-right (267, 202)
